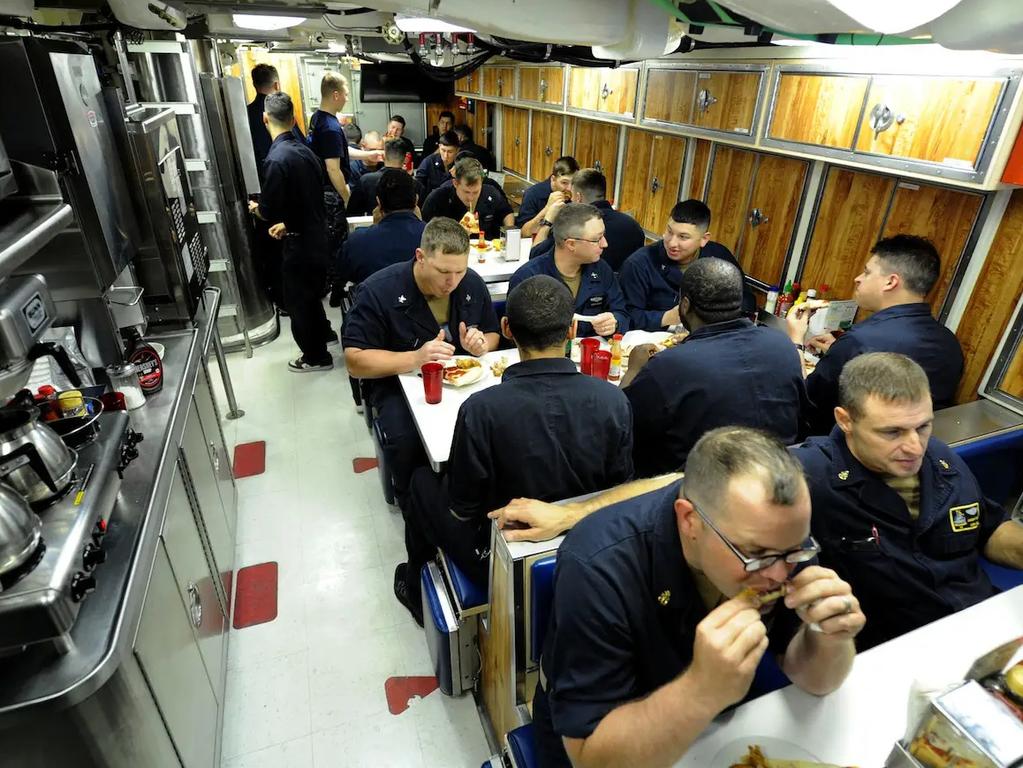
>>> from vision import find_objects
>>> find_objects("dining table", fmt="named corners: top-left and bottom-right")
top-left (675, 585), bottom-right (1023, 767)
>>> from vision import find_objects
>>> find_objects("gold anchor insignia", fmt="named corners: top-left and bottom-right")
top-left (657, 590), bottom-right (671, 606)
top-left (838, 470), bottom-right (849, 480)
top-left (939, 459), bottom-right (950, 470)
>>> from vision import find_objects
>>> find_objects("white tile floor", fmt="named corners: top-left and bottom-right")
top-left (208, 314), bottom-right (493, 768)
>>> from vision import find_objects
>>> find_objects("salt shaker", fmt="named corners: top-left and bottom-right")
top-left (106, 363), bottom-right (146, 410)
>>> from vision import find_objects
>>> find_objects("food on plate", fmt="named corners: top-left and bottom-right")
top-left (459, 211), bottom-right (480, 234)
top-left (738, 585), bottom-right (786, 606)
top-left (490, 356), bottom-right (510, 378)
top-left (661, 332), bottom-right (688, 349)
top-left (730, 745), bottom-right (853, 768)
top-left (442, 357), bottom-right (482, 384)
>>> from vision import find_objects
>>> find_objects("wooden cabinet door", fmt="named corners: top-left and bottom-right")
top-left (537, 66), bottom-right (565, 105)
top-left (705, 145), bottom-right (758, 256)
top-left (483, 66), bottom-right (514, 98)
top-left (955, 190), bottom-right (1023, 402)
top-left (597, 68), bottom-right (639, 116)
top-left (618, 129), bottom-right (654, 223)
top-left (693, 71), bottom-right (761, 134)
top-left (568, 67), bottom-right (599, 111)
top-left (644, 69), bottom-right (698, 124)
top-left (769, 73), bottom-right (869, 149)
top-left (688, 139), bottom-right (712, 200)
top-left (573, 119), bottom-right (621, 196)
top-left (456, 71), bottom-right (479, 94)
top-left (502, 106), bottom-right (528, 175)
top-left (802, 168), bottom-right (897, 299)
top-left (855, 76), bottom-right (1004, 168)
top-left (881, 181), bottom-right (983, 309)
top-left (644, 134), bottom-right (686, 233)
top-left (519, 68), bottom-right (541, 102)
top-left (530, 111), bottom-right (563, 182)
top-left (741, 155), bottom-right (809, 287)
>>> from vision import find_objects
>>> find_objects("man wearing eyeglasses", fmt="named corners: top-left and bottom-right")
top-left (529, 427), bottom-right (864, 768)
top-left (508, 203), bottom-right (629, 338)
top-left (792, 352), bottom-right (1023, 650)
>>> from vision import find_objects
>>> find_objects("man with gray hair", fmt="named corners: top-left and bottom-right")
top-left (622, 257), bottom-right (807, 474)
top-left (508, 203), bottom-right (628, 337)
top-left (247, 91), bottom-right (333, 372)
top-left (421, 157), bottom-right (514, 238)
top-left (793, 352), bottom-right (1022, 649)
top-left (532, 426), bottom-right (864, 768)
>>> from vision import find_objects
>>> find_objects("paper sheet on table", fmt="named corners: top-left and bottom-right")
top-left (807, 300), bottom-right (858, 336)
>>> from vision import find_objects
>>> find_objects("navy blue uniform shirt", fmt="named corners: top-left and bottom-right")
top-left (459, 141), bottom-right (496, 171)
top-left (415, 153), bottom-right (453, 197)
top-left (347, 169), bottom-right (427, 217)
top-left (805, 303), bottom-right (964, 434)
top-left (247, 93), bottom-right (305, 181)
top-left (515, 179), bottom-right (555, 227)
top-left (508, 254), bottom-right (629, 338)
top-left (533, 479), bottom-right (801, 768)
top-left (626, 318), bottom-right (807, 474)
top-left (306, 109), bottom-right (350, 183)
top-left (338, 211), bottom-right (425, 286)
top-left (792, 429), bottom-right (1007, 650)
top-left (620, 240), bottom-right (756, 331)
top-left (421, 186), bottom-right (513, 240)
top-left (257, 133), bottom-right (327, 252)
top-left (342, 260), bottom-right (499, 403)
top-left (528, 200), bottom-right (645, 272)
top-left (448, 356), bottom-right (633, 530)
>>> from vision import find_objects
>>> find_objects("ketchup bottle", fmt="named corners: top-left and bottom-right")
top-left (403, 152), bottom-right (413, 172)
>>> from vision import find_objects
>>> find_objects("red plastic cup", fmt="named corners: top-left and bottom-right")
top-left (591, 350), bottom-right (612, 380)
top-left (579, 338), bottom-right (601, 375)
top-left (422, 362), bottom-right (444, 404)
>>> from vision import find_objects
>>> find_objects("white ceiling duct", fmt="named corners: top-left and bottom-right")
top-left (716, 0), bottom-right (873, 34)
top-left (107, 0), bottom-right (187, 30)
top-left (928, 0), bottom-right (1023, 53)
top-left (826, 0), bottom-right (963, 34)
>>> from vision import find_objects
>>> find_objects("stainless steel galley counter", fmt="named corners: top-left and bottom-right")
top-left (0, 288), bottom-right (239, 768)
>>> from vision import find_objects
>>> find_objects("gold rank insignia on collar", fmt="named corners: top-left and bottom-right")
top-left (657, 590), bottom-right (671, 606)
top-left (939, 459), bottom-right (950, 470)
top-left (838, 470), bottom-right (850, 480)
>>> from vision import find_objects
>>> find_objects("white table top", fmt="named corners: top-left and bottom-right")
top-left (676, 586), bottom-right (1023, 767)
top-left (398, 332), bottom-right (657, 471)
top-left (469, 239), bottom-right (532, 283)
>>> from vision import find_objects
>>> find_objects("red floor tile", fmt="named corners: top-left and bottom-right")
top-left (234, 441), bottom-right (266, 479)
top-left (384, 676), bottom-right (439, 715)
top-left (352, 457), bottom-right (379, 474)
top-left (233, 562), bottom-right (278, 630)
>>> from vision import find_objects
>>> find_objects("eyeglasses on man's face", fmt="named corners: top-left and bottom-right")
top-left (568, 231), bottom-right (607, 246)
top-left (684, 494), bottom-right (820, 573)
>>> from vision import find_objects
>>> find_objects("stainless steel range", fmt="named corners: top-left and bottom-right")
top-left (0, 411), bottom-right (140, 655)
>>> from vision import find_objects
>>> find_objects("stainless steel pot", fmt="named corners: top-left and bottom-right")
top-left (0, 480), bottom-right (41, 577)
top-left (0, 408), bottom-right (76, 505)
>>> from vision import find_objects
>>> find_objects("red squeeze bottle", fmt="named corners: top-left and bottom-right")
top-left (403, 152), bottom-right (413, 172)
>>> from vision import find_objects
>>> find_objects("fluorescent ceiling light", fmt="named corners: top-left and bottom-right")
top-left (394, 15), bottom-right (475, 34)
top-left (826, 0), bottom-right (963, 34)
top-left (771, 37), bottom-right (835, 47)
top-left (232, 14), bottom-right (306, 31)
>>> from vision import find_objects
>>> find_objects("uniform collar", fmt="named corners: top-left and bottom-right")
top-left (591, 199), bottom-right (613, 212)
top-left (503, 357), bottom-right (577, 380)
top-left (540, 254), bottom-right (604, 286)
top-left (863, 303), bottom-right (933, 322)
top-left (270, 131), bottom-right (298, 148)
top-left (379, 210), bottom-right (419, 225)
top-left (650, 485), bottom-right (704, 630)
top-left (687, 317), bottom-right (753, 341)
top-left (652, 241), bottom-right (699, 272)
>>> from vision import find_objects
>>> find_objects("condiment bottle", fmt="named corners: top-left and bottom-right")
top-left (776, 281), bottom-right (794, 317)
top-left (128, 332), bottom-right (164, 396)
top-left (764, 286), bottom-right (779, 315)
top-left (608, 333), bottom-right (623, 381)
top-left (818, 283), bottom-right (830, 300)
top-left (34, 385), bottom-right (60, 422)
top-left (403, 152), bottom-right (413, 172)
top-left (564, 318), bottom-right (577, 359)
top-left (58, 389), bottom-right (87, 418)
top-left (793, 286), bottom-right (809, 307)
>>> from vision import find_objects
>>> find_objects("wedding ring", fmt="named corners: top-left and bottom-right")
top-left (843, 597), bottom-right (853, 614)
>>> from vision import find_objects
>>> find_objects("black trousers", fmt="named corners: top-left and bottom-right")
top-left (281, 236), bottom-right (331, 365)
top-left (372, 391), bottom-right (428, 508)
top-left (323, 188), bottom-right (349, 285)
top-left (402, 467), bottom-right (488, 602)
top-left (254, 222), bottom-right (284, 308)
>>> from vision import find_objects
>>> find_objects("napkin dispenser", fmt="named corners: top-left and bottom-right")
top-left (501, 227), bottom-right (522, 262)
top-left (886, 680), bottom-right (1023, 768)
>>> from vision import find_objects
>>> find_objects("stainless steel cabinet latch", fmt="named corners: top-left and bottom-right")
top-left (539, 79), bottom-right (547, 100)
top-left (650, 176), bottom-right (661, 194)
top-left (544, 145), bottom-right (553, 156)
top-left (749, 208), bottom-right (769, 227)
top-left (869, 103), bottom-right (905, 138)
top-left (697, 88), bottom-right (718, 113)
top-left (187, 583), bottom-right (203, 628)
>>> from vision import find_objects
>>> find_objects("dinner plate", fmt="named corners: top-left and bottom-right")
top-left (711, 736), bottom-right (824, 767)
top-left (443, 356), bottom-right (485, 387)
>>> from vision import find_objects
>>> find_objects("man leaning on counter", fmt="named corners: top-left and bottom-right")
top-left (531, 428), bottom-right (865, 768)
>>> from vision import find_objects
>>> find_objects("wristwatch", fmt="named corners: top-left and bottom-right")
top-left (540, 219), bottom-right (553, 228)
top-left (793, 342), bottom-right (805, 352)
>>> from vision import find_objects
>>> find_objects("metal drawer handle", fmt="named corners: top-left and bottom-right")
top-left (539, 79), bottom-right (547, 100)
top-left (209, 443), bottom-right (219, 472)
top-left (544, 145), bottom-right (554, 157)
top-left (601, 83), bottom-right (613, 99)
top-left (514, 136), bottom-right (520, 146)
top-left (869, 103), bottom-right (905, 138)
top-left (187, 583), bottom-right (203, 628)
top-left (697, 88), bottom-right (718, 113)
top-left (594, 159), bottom-right (604, 173)
top-left (749, 208), bottom-right (769, 227)
top-left (650, 176), bottom-right (661, 194)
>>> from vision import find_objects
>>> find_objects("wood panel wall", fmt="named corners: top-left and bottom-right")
top-left (768, 74), bottom-right (868, 149)
top-left (955, 189), bottom-right (1023, 402)
top-left (705, 145), bottom-right (756, 254)
top-left (236, 49), bottom-right (309, 134)
top-left (742, 154), bottom-right (808, 287)
top-left (688, 139), bottom-right (712, 200)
